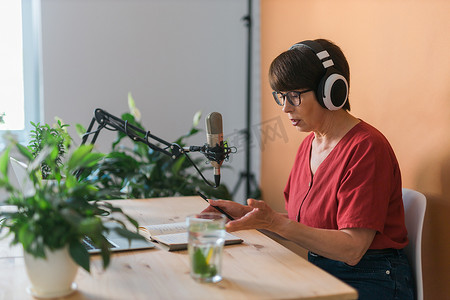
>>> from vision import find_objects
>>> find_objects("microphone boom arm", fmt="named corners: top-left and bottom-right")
top-left (79, 108), bottom-right (233, 188)
top-left (81, 108), bottom-right (182, 158)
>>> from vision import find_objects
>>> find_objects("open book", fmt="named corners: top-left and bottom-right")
top-left (139, 222), bottom-right (243, 251)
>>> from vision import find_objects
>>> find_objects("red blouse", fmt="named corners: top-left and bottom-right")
top-left (284, 121), bottom-right (408, 249)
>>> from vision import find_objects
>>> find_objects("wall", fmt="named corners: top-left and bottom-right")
top-left (260, 0), bottom-right (450, 299)
top-left (39, 0), bottom-right (261, 203)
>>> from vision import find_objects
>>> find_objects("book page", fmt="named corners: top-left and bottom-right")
top-left (153, 232), bottom-right (189, 245)
top-left (153, 232), bottom-right (243, 251)
top-left (139, 222), bottom-right (187, 238)
top-left (139, 221), bottom-right (244, 251)
top-left (154, 232), bottom-right (243, 246)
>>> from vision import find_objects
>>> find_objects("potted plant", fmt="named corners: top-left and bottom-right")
top-left (0, 132), bottom-right (144, 298)
top-left (28, 119), bottom-right (71, 179)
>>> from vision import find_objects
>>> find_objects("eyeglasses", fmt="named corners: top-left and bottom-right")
top-left (272, 89), bottom-right (313, 106)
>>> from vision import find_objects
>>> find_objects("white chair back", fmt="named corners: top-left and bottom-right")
top-left (402, 188), bottom-right (426, 300)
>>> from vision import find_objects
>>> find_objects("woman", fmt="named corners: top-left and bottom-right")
top-left (205, 39), bottom-right (414, 299)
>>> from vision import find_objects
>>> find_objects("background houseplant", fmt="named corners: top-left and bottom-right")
top-left (27, 119), bottom-right (71, 179)
top-left (0, 132), bottom-right (144, 277)
top-left (79, 95), bottom-right (232, 200)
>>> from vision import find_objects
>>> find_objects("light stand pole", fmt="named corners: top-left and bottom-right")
top-left (232, 0), bottom-right (260, 200)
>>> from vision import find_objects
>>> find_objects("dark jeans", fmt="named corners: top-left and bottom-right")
top-left (308, 249), bottom-right (415, 300)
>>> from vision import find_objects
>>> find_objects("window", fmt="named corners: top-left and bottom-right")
top-left (0, 0), bottom-right (42, 148)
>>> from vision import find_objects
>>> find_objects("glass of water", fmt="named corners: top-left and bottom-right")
top-left (187, 212), bottom-right (226, 283)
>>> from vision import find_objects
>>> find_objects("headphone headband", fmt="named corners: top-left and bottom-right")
top-left (289, 40), bottom-right (335, 69)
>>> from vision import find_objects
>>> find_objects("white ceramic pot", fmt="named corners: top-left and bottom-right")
top-left (23, 246), bottom-right (78, 298)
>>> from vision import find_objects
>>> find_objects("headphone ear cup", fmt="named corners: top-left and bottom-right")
top-left (317, 68), bottom-right (348, 111)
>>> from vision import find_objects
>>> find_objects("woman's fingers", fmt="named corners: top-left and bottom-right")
top-left (209, 200), bottom-right (250, 216)
top-left (200, 205), bottom-right (219, 214)
top-left (225, 199), bottom-right (276, 232)
top-left (203, 198), bottom-right (277, 232)
top-left (247, 198), bottom-right (266, 209)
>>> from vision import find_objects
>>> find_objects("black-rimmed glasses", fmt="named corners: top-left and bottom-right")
top-left (272, 89), bottom-right (313, 106)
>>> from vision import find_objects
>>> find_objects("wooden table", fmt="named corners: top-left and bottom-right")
top-left (0, 196), bottom-right (358, 299)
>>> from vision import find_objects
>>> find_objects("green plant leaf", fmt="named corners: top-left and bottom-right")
top-left (79, 217), bottom-right (103, 235)
top-left (0, 147), bottom-right (10, 177)
top-left (100, 249), bottom-right (111, 269)
top-left (128, 92), bottom-right (141, 121)
top-left (67, 145), bottom-right (94, 170)
top-left (16, 143), bottom-right (33, 161)
top-left (192, 111), bottom-right (202, 127)
top-left (69, 241), bottom-right (90, 272)
top-left (75, 123), bottom-right (86, 138)
top-left (192, 248), bottom-right (208, 274)
top-left (124, 215), bottom-right (140, 229)
top-left (18, 224), bottom-right (34, 249)
top-left (76, 152), bottom-right (105, 170)
top-left (171, 156), bottom-right (186, 174)
top-left (188, 128), bottom-right (200, 136)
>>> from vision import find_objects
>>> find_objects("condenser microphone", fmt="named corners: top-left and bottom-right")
top-left (206, 112), bottom-right (224, 186)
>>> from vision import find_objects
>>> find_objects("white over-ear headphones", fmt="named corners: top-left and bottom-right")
top-left (289, 40), bottom-right (348, 111)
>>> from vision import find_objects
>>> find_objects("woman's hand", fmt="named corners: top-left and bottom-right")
top-left (217, 198), bottom-right (281, 232)
top-left (202, 199), bottom-right (252, 221)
